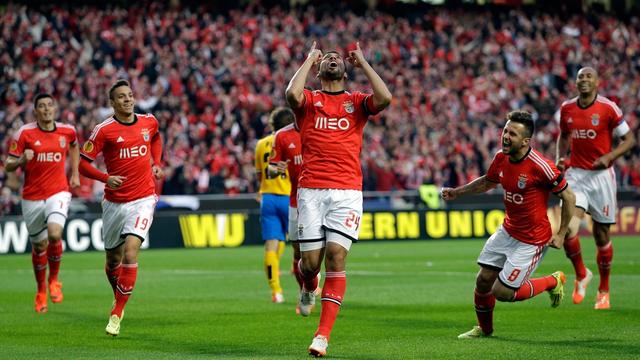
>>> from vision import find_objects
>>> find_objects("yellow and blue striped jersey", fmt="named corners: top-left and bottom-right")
top-left (255, 134), bottom-right (290, 195)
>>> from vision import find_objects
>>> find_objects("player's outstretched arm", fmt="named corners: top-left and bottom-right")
top-left (348, 42), bottom-right (392, 111)
top-left (441, 175), bottom-right (498, 201)
top-left (4, 149), bottom-right (34, 172)
top-left (78, 157), bottom-right (124, 189)
top-left (69, 142), bottom-right (80, 188)
top-left (555, 130), bottom-right (571, 171)
top-left (592, 131), bottom-right (636, 169)
top-left (286, 41), bottom-right (322, 109)
top-left (150, 132), bottom-right (164, 179)
top-left (549, 186), bottom-right (576, 249)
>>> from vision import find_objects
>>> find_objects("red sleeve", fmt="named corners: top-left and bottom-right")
top-left (546, 161), bottom-right (568, 194)
top-left (559, 104), bottom-right (569, 133)
top-left (81, 125), bottom-right (105, 161)
top-left (293, 89), bottom-right (312, 130)
top-left (79, 158), bottom-right (109, 183)
top-left (69, 128), bottom-right (78, 146)
top-left (269, 131), bottom-right (283, 163)
top-left (486, 152), bottom-right (502, 183)
top-left (8, 130), bottom-right (25, 157)
top-left (151, 132), bottom-right (163, 166)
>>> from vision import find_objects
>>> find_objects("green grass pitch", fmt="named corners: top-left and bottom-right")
top-left (1, 237), bottom-right (639, 359)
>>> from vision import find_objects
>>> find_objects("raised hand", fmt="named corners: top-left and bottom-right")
top-left (347, 42), bottom-right (366, 68)
top-left (308, 41), bottom-right (323, 65)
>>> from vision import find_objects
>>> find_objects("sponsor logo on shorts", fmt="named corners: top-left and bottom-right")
top-left (298, 224), bottom-right (304, 237)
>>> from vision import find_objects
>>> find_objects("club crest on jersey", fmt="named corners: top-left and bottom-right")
top-left (591, 114), bottom-right (600, 126)
top-left (343, 101), bottom-right (354, 114)
top-left (517, 174), bottom-right (527, 189)
top-left (83, 141), bottom-right (94, 153)
top-left (141, 129), bottom-right (150, 142)
top-left (59, 136), bottom-right (66, 148)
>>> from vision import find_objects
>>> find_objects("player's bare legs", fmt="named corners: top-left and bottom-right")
top-left (46, 223), bottom-right (64, 303)
top-left (563, 208), bottom-right (592, 304)
top-left (32, 239), bottom-right (49, 313)
top-left (593, 222), bottom-right (612, 309)
top-left (105, 236), bottom-right (140, 336)
top-left (264, 239), bottom-right (284, 303)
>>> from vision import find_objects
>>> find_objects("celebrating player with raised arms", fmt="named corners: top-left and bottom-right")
top-left (79, 79), bottom-right (163, 336)
top-left (285, 41), bottom-right (392, 357)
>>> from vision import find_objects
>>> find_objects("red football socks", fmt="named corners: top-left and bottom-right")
top-left (47, 241), bottom-right (63, 283)
top-left (315, 271), bottom-right (346, 340)
top-left (105, 263), bottom-right (122, 296)
top-left (32, 249), bottom-right (48, 293)
top-left (474, 289), bottom-right (495, 335)
top-left (513, 275), bottom-right (556, 301)
top-left (564, 235), bottom-right (587, 280)
top-left (597, 242), bottom-right (613, 292)
top-left (111, 263), bottom-right (138, 317)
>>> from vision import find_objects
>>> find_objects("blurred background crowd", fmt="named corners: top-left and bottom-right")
top-left (1, 1), bottom-right (639, 215)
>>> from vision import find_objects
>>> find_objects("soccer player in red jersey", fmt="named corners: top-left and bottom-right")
top-left (285, 41), bottom-right (392, 357)
top-left (442, 111), bottom-right (576, 339)
top-left (267, 107), bottom-right (309, 313)
top-left (556, 67), bottom-right (636, 309)
top-left (78, 79), bottom-right (163, 336)
top-left (5, 93), bottom-right (80, 313)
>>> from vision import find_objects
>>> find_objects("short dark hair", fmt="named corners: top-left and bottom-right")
top-left (109, 79), bottom-right (131, 100)
top-left (34, 93), bottom-right (54, 108)
top-left (322, 50), bottom-right (341, 58)
top-left (506, 110), bottom-right (534, 138)
top-left (269, 107), bottom-right (295, 131)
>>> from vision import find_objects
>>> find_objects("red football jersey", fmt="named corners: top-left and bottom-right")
top-left (560, 95), bottom-right (625, 170)
top-left (270, 123), bottom-right (302, 207)
top-left (293, 89), bottom-right (380, 190)
top-left (8, 122), bottom-right (77, 200)
top-left (81, 114), bottom-right (159, 203)
top-left (486, 149), bottom-right (568, 246)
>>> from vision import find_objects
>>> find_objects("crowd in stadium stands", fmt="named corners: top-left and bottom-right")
top-left (1, 3), bottom-right (639, 215)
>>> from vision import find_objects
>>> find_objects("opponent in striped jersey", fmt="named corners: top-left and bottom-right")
top-left (443, 111), bottom-right (576, 339)
top-left (254, 107), bottom-right (293, 304)
top-left (556, 67), bottom-right (636, 308)
top-left (5, 93), bottom-right (80, 313)
top-left (268, 114), bottom-right (306, 313)
top-left (78, 79), bottom-right (163, 336)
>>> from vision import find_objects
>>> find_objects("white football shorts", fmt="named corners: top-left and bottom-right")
top-left (101, 195), bottom-right (157, 250)
top-left (564, 167), bottom-right (617, 224)
top-left (21, 191), bottom-right (71, 243)
top-left (296, 188), bottom-right (363, 252)
top-left (477, 225), bottom-right (548, 289)
top-left (288, 206), bottom-right (298, 241)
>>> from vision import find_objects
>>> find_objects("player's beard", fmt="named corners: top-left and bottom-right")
top-left (320, 67), bottom-right (345, 81)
